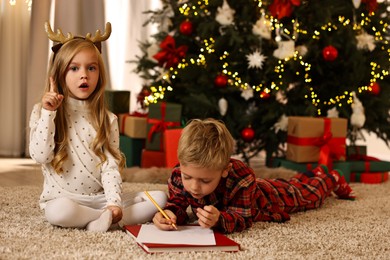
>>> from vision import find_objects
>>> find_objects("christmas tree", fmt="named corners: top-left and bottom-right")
top-left (133, 0), bottom-right (390, 164)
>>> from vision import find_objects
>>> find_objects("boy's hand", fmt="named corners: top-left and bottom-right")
top-left (107, 205), bottom-right (123, 224)
top-left (42, 77), bottom-right (64, 111)
top-left (196, 205), bottom-right (220, 229)
top-left (152, 209), bottom-right (177, 231)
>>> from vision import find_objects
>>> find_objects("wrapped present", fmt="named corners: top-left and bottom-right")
top-left (164, 128), bottom-right (183, 168)
top-left (346, 145), bottom-right (367, 157)
top-left (146, 102), bottom-right (182, 151)
top-left (119, 135), bottom-right (145, 167)
top-left (350, 172), bottom-right (389, 184)
top-left (286, 117), bottom-right (347, 164)
top-left (118, 113), bottom-right (147, 138)
top-left (271, 157), bottom-right (351, 183)
top-left (105, 90), bottom-right (130, 114)
top-left (348, 157), bottom-right (390, 172)
top-left (141, 149), bottom-right (166, 168)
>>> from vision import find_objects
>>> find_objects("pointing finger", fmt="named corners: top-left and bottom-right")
top-left (49, 77), bottom-right (57, 93)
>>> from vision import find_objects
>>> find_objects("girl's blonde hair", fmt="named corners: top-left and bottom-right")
top-left (177, 118), bottom-right (235, 171)
top-left (44, 38), bottom-right (125, 173)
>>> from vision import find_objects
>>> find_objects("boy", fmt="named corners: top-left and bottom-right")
top-left (152, 118), bottom-right (355, 233)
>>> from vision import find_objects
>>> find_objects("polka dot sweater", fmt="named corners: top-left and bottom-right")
top-left (29, 98), bottom-right (122, 209)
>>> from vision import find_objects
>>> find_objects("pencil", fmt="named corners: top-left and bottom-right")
top-left (144, 190), bottom-right (178, 230)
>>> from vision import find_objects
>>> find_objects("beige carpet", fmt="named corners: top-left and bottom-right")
top-left (1, 161), bottom-right (390, 259)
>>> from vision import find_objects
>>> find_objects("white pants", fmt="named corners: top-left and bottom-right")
top-left (44, 190), bottom-right (167, 229)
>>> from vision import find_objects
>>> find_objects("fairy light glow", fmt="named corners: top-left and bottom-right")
top-left (179, 0), bottom-right (210, 16)
top-left (144, 1), bottom-right (390, 109)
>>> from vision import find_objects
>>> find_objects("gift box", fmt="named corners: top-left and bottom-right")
top-left (346, 145), bottom-right (367, 157)
top-left (146, 102), bottom-right (182, 151)
top-left (271, 157), bottom-right (351, 183)
top-left (350, 172), bottom-right (389, 184)
top-left (164, 128), bottom-right (183, 168)
top-left (349, 159), bottom-right (390, 172)
top-left (105, 90), bottom-right (130, 114)
top-left (118, 114), bottom-right (147, 139)
top-left (286, 117), bottom-right (347, 163)
top-left (119, 135), bottom-right (145, 167)
top-left (141, 149), bottom-right (166, 168)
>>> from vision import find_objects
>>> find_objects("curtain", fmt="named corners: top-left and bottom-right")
top-left (104, 0), bottom-right (160, 112)
top-left (0, 0), bottom-right (31, 156)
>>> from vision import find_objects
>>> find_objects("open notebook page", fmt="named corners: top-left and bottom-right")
top-left (136, 224), bottom-right (216, 245)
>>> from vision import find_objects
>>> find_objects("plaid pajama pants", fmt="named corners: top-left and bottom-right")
top-left (256, 166), bottom-right (336, 214)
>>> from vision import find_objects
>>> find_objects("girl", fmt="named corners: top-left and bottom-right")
top-left (29, 22), bottom-right (166, 232)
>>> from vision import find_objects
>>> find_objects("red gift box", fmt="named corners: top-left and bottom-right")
top-left (141, 149), bottom-right (166, 168)
top-left (146, 102), bottom-right (181, 151)
top-left (164, 128), bottom-right (182, 168)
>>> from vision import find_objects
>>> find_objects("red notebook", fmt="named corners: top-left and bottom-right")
top-left (124, 224), bottom-right (240, 253)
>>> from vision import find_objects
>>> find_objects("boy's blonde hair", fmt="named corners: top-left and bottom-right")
top-left (177, 118), bottom-right (235, 171)
top-left (44, 38), bottom-right (125, 173)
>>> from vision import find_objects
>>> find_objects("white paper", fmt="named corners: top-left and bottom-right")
top-left (136, 224), bottom-right (216, 245)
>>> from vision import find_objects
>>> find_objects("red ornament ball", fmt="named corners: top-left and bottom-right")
top-left (214, 74), bottom-right (228, 88)
top-left (260, 91), bottom-right (270, 99)
top-left (241, 127), bottom-right (255, 142)
top-left (322, 45), bottom-right (338, 61)
top-left (179, 20), bottom-right (193, 35)
top-left (369, 82), bottom-right (381, 95)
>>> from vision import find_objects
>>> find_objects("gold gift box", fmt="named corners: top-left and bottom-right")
top-left (118, 114), bottom-right (147, 139)
top-left (286, 116), bottom-right (347, 163)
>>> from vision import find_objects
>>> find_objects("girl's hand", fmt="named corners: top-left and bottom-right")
top-left (42, 77), bottom-right (64, 111)
top-left (107, 205), bottom-right (123, 224)
top-left (152, 209), bottom-right (177, 231)
top-left (196, 205), bottom-right (220, 229)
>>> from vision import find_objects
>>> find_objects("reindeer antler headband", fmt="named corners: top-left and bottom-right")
top-left (45, 22), bottom-right (111, 53)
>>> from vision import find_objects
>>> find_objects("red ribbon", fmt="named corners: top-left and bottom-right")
top-left (147, 102), bottom-right (180, 145)
top-left (287, 118), bottom-right (345, 168)
top-left (153, 35), bottom-right (188, 69)
top-left (305, 163), bottom-right (314, 171)
top-left (348, 154), bottom-right (380, 172)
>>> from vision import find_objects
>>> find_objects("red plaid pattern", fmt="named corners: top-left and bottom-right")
top-left (165, 159), bottom-right (335, 233)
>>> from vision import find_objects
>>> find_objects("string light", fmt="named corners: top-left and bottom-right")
top-left (178, 1), bottom-right (210, 16)
top-left (146, 1), bottom-right (390, 111)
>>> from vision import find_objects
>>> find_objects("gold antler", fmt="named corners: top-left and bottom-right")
top-left (45, 22), bottom-right (74, 43)
top-left (85, 22), bottom-right (112, 43)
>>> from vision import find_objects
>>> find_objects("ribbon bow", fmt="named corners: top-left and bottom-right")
top-left (316, 118), bottom-right (345, 167)
top-left (313, 130), bottom-right (333, 147)
top-left (269, 0), bottom-right (301, 20)
top-left (287, 118), bottom-right (345, 168)
top-left (153, 35), bottom-right (188, 69)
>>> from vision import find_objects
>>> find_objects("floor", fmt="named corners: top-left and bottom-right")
top-left (0, 153), bottom-right (268, 187)
top-left (0, 158), bottom-right (42, 187)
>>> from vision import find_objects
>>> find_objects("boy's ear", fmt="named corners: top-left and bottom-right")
top-left (222, 163), bottom-right (232, 178)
